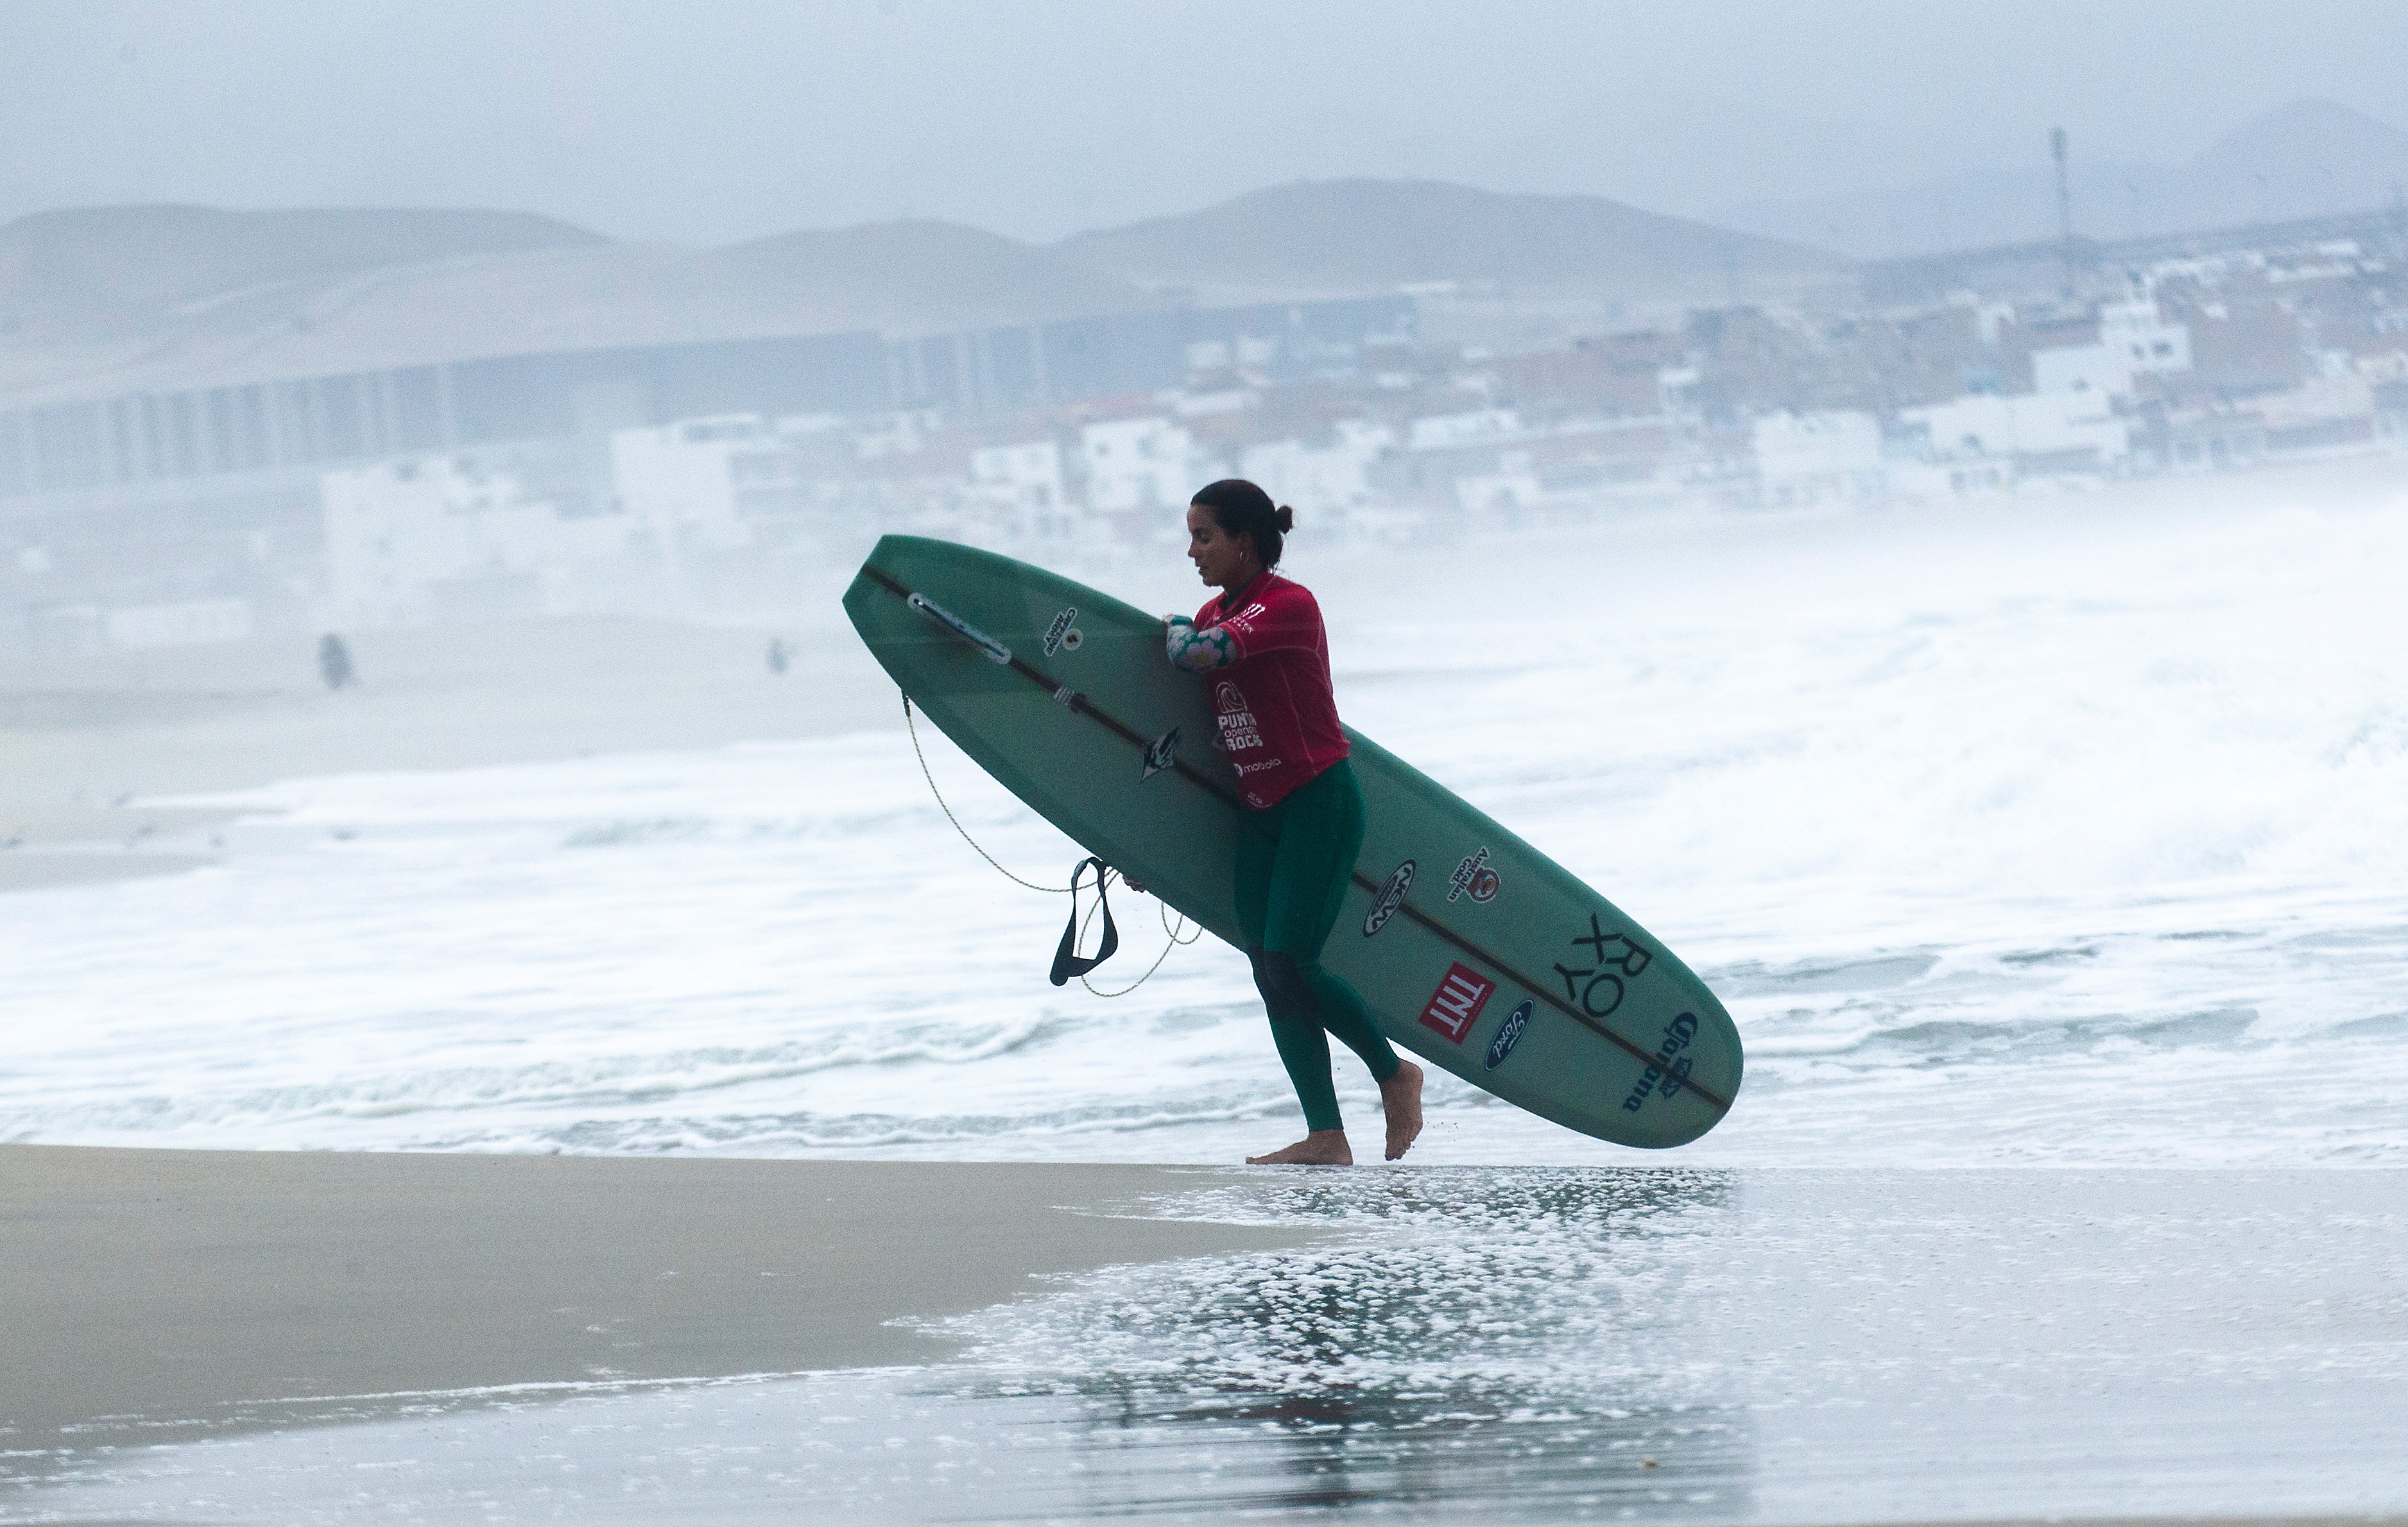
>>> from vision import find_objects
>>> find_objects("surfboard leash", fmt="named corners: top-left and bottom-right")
top-left (901, 690), bottom-right (1196, 996)
top-left (904, 691), bottom-right (1075, 893)
top-left (1073, 880), bottom-right (1203, 998)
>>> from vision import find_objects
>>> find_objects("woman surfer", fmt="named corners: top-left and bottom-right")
top-left (1163, 479), bottom-right (1423, 1165)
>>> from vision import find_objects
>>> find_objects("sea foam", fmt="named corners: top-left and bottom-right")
top-left (4, 484), bottom-right (2405, 1165)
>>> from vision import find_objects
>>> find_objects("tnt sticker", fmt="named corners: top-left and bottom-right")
top-left (1418, 962), bottom-right (1496, 1044)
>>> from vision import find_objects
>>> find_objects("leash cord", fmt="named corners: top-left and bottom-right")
top-left (902, 690), bottom-right (1196, 995)
top-left (905, 692), bottom-right (1072, 894)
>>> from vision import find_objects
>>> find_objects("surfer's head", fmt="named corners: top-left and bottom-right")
top-left (1187, 479), bottom-right (1293, 588)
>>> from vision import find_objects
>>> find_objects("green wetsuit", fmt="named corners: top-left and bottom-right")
top-left (1234, 758), bottom-right (1402, 1132)
top-left (1169, 587), bottom-right (1401, 1134)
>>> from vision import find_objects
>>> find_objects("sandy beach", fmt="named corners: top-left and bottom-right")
top-left (6, 1158), bottom-right (2403, 1524)
top-left (0, 1145), bottom-right (1313, 1447)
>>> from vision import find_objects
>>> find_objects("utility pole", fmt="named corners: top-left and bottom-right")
top-left (2052, 126), bottom-right (2077, 298)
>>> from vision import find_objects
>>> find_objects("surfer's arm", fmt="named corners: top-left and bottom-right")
top-left (1164, 615), bottom-right (1237, 672)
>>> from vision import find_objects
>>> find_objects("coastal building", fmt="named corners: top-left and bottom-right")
top-left (968, 441), bottom-right (1074, 541)
top-left (1079, 416), bottom-right (1201, 515)
top-left (1905, 391), bottom-right (2129, 471)
top-left (1239, 421), bottom-right (1393, 524)
top-left (1752, 410), bottom-right (1885, 505)
top-left (321, 453), bottom-right (632, 629)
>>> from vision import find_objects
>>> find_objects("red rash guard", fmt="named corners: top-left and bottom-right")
top-left (1192, 573), bottom-right (1350, 810)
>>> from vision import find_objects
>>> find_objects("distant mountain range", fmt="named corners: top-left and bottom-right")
top-left (0, 182), bottom-right (1837, 399)
top-left (4, 99), bottom-right (2402, 402)
top-left (1716, 99), bottom-right (2408, 259)
top-left (0, 204), bottom-right (601, 341)
top-left (0, 211), bottom-right (1165, 399)
top-left (1053, 179), bottom-right (1840, 303)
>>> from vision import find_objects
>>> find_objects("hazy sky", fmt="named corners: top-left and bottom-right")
top-left (3, 1), bottom-right (2404, 244)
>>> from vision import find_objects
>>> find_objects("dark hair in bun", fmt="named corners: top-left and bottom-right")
top-left (1189, 479), bottom-right (1294, 569)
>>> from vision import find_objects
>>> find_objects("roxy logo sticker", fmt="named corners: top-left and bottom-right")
top-left (1447, 846), bottom-right (1500, 903)
top-left (1484, 1000), bottom-right (1533, 1071)
top-left (1141, 726), bottom-right (1180, 780)
top-left (1362, 860), bottom-right (1416, 937)
top-left (1418, 962), bottom-right (1496, 1044)
top-left (1042, 606), bottom-right (1079, 657)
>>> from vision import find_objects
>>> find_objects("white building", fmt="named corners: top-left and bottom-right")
top-left (2032, 300), bottom-right (2192, 398)
top-left (610, 415), bottom-right (793, 552)
top-left (2100, 300), bottom-right (2194, 375)
top-left (1753, 411), bottom-right (1884, 503)
top-left (1905, 391), bottom-right (2129, 465)
top-left (322, 454), bottom-right (630, 629)
top-left (968, 441), bottom-right (1073, 540)
top-left (1080, 416), bottom-right (1200, 515)
top-left (1239, 420), bottom-right (1394, 523)
top-left (1407, 408), bottom-right (1522, 451)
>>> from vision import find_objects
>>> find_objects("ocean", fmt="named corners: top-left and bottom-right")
top-left (5, 477), bottom-right (2407, 1521)
top-left (6, 480), bottom-right (2405, 1169)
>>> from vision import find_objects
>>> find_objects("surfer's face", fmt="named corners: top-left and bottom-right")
top-left (1186, 505), bottom-right (1258, 590)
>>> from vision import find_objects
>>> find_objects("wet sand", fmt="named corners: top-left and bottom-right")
top-left (9, 1159), bottom-right (2404, 1526)
top-left (0, 1145), bottom-right (1314, 1443)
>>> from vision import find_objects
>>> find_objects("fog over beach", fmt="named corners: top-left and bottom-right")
top-left (6, 3), bottom-right (2408, 1523)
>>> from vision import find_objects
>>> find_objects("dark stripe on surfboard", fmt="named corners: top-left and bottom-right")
top-left (862, 564), bottom-right (1732, 1118)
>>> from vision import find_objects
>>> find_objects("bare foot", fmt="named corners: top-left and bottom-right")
top-left (1380, 1061), bottom-right (1425, 1161)
top-left (1246, 1129), bottom-right (1353, 1166)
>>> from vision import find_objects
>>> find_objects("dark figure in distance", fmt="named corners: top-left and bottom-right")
top-left (766, 636), bottom-right (790, 674)
top-left (317, 633), bottom-right (355, 691)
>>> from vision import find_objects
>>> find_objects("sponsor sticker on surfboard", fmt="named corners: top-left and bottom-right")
top-left (1418, 962), bottom-right (1495, 1043)
top-left (1363, 860), bottom-right (1415, 937)
top-left (1485, 1000), bottom-right (1534, 1071)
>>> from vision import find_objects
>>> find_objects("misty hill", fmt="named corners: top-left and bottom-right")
top-left (1054, 179), bottom-right (1845, 303)
top-left (1, 214), bottom-right (1158, 403)
top-left (0, 205), bottom-right (605, 336)
top-left (704, 219), bottom-right (1151, 333)
top-left (1715, 99), bottom-right (2408, 258)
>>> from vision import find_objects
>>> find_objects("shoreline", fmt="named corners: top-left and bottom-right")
top-left (0, 1145), bottom-right (1320, 1446)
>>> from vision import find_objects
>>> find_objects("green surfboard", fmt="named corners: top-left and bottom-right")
top-left (843, 536), bottom-right (1741, 1149)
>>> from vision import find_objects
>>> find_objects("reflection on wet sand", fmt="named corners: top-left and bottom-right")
top-left (927, 1167), bottom-right (1756, 1522)
top-left (15, 1168), bottom-right (2408, 1525)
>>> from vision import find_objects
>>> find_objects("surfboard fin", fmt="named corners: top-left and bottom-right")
top-left (1049, 857), bottom-right (1121, 986)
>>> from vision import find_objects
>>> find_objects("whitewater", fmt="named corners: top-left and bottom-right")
top-left (4, 477), bottom-right (2405, 1168)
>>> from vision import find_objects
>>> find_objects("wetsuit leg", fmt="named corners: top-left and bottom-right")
top-left (1234, 796), bottom-right (1344, 1132)
top-left (1260, 762), bottom-right (1402, 1089)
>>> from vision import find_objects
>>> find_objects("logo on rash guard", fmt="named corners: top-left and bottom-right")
top-left (1214, 680), bottom-right (1264, 755)
top-left (1418, 962), bottom-right (1496, 1043)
